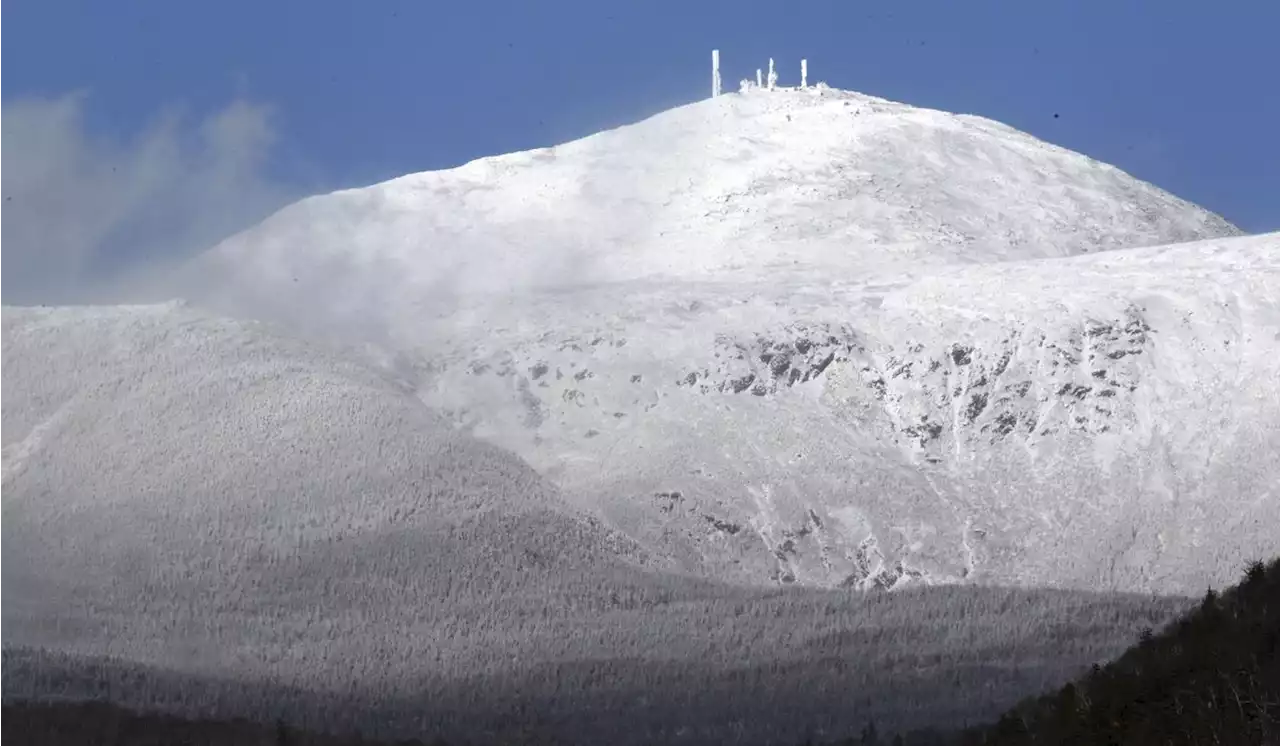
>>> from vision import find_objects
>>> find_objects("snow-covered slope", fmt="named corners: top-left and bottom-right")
top-left (1, 305), bottom-right (1195, 746)
top-left (403, 233), bottom-right (1280, 595)
top-left (176, 87), bottom-right (1269, 596)
top-left (0, 303), bottom-right (654, 673)
top-left (186, 86), bottom-right (1238, 334)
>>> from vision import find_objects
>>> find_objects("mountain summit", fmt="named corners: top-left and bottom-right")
top-left (177, 87), bottom-right (1272, 596)
top-left (189, 86), bottom-right (1237, 325)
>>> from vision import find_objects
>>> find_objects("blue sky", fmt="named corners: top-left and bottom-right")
top-left (2, 0), bottom-right (1277, 300)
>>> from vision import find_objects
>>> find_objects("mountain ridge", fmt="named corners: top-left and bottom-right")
top-left (184, 86), bottom-right (1239, 330)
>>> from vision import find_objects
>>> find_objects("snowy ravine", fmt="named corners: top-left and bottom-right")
top-left (183, 86), bottom-right (1273, 595)
top-left (406, 235), bottom-right (1280, 595)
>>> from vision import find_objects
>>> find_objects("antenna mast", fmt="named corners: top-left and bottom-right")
top-left (711, 49), bottom-right (722, 97)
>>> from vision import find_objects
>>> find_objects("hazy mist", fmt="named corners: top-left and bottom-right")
top-left (1, 93), bottom-right (303, 305)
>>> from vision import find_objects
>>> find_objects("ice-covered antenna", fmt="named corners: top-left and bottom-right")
top-left (756, 68), bottom-right (763, 88)
top-left (767, 58), bottom-right (777, 90)
top-left (801, 59), bottom-right (808, 88)
top-left (711, 49), bottom-right (722, 97)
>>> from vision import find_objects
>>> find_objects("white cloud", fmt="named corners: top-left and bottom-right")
top-left (1, 94), bottom-right (300, 305)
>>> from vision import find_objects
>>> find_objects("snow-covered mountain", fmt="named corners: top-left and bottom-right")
top-left (187, 86), bottom-right (1238, 332)
top-left (0, 303), bottom-right (665, 674)
top-left (0, 303), bottom-right (1192, 745)
top-left (407, 234), bottom-right (1280, 595)
top-left (179, 86), bottom-right (1272, 596)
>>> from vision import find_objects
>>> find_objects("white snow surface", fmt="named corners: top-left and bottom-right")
top-left (187, 86), bottom-right (1238, 331)
top-left (384, 233), bottom-right (1280, 595)
top-left (120, 88), bottom-right (1280, 595)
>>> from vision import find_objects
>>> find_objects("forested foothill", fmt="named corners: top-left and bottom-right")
top-left (948, 557), bottom-right (1280, 746)
top-left (6, 558), bottom-right (1276, 745)
top-left (0, 581), bottom-right (1194, 745)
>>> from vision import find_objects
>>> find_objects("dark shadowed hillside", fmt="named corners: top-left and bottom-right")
top-left (945, 556), bottom-right (1280, 746)
top-left (8, 558), bottom-right (1272, 746)
top-left (1, 701), bottom-right (369, 746)
top-left (4, 582), bottom-right (1188, 746)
